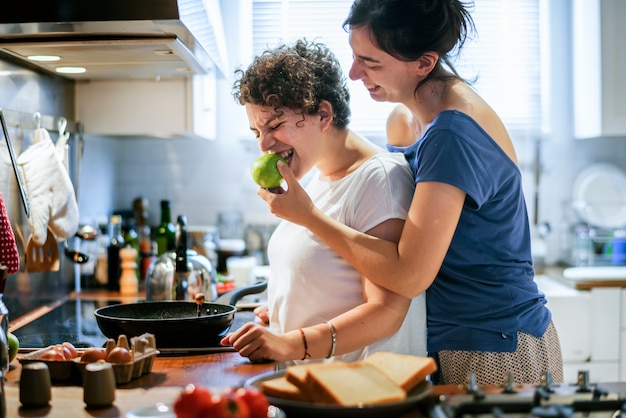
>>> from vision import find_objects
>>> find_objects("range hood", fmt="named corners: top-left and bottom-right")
top-left (0, 0), bottom-right (229, 80)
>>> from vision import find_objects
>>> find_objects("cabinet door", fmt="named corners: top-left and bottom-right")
top-left (572, 0), bottom-right (626, 138)
top-left (76, 75), bottom-right (216, 140)
top-left (590, 287), bottom-right (620, 361)
top-left (563, 361), bottom-right (619, 384)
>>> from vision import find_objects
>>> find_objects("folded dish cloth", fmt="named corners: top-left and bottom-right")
top-left (0, 191), bottom-right (19, 274)
top-left (17, 127), bottom-right (78, 245)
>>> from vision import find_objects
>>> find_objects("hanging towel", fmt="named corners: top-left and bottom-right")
top-left (0, 192), bottom-right (19, 274)
top-left (17, 127), bottom-right (78, 245)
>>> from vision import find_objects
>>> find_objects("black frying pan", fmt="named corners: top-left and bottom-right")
top-left (94, 280), bottom-right (267, 348)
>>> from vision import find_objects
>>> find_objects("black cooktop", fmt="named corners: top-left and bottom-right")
top-left (11, 298), bottom-right (254, 352)
top-left (12, 299), bottom-right (123, 350)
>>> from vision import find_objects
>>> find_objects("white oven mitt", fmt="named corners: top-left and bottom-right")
top-left (17, 127), bottom-right (78, 245)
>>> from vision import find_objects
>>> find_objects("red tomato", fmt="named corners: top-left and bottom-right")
top-left (217, 281), bottom-right (236, 295)
top-left (222, 392), bottom-right (250, 418)
top-left (173, 384), bottom-right (218, 418)
top-left (233, 388), bottom-right (269, 418)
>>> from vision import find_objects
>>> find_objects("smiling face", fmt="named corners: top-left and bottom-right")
top-left (246, 103), bottom-right (324, 181)
top-left (348, 26), bottom-right (422, 104)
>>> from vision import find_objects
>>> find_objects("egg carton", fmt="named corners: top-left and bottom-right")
top-left (19, 333), bottom-right (160, 385)
top-left (76, 333), bottom-right (160, 384)
top-left (19, 348), bottom-right (79, 381)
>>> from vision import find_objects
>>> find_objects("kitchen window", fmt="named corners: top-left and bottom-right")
top-left (251, 0), bottom-right (541, 144)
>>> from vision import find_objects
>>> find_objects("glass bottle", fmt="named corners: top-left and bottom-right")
top-left (155, 200), bottom-right (176, 256)
top-left (122, 218), bottom-right (139, 252)
top-left (94, 220), bottom-right (110, 287)
top-left (107, 215), bottom-right (125, 291)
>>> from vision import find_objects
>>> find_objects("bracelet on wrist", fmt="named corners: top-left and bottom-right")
top-left (325, 320), bottom-right (337, 358)
top-left (298, 328), bottom-right (311, 360)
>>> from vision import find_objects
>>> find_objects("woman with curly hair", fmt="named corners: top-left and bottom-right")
top-left (221, 39), bottom-right (426, 365)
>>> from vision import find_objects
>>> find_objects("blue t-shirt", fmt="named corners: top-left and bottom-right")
top-left (388, 110), bottom-right (551, 353)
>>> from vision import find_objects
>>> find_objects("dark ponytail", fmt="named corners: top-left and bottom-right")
top-left (343, 0), bottom-right (476, 90)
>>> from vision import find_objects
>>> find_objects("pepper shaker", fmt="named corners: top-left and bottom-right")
top-left (83, 362), bottom-right (116, 408)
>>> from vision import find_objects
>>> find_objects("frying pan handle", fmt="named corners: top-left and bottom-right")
top-left (222, 280), bottom-right (268, 306)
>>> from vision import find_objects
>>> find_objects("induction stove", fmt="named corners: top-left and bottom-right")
top-left (10, 298), bottom-right (254, 353)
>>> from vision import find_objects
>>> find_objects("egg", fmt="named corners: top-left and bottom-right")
top-left (54, 343), bottom-right (74, 360)
top-left (62, 342), bottom-right (78, 359)
top-left (40, 348), bottom-right (66, 361)
top-left (106, 346), bottom-right (132, 364)
top-left (80, 347), bottom-right (107, 363)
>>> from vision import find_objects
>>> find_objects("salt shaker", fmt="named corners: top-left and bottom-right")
top-left (83, 362), bottom-right (116, 408)
top-left (19, 362), bottom-right (52, 408)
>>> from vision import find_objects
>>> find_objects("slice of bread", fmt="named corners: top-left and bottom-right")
top-left (306, 362), bottom-right (406, 406)
top-left (260, 376), bottom-right (308, 402)
top-left (285, 363), bottom-right (320, 390)
top-left (285, 361), bottom-right (345, 394)
top-left (363, 352), bottom-right (437, 392)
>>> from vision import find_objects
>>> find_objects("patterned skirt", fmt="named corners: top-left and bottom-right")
top-left (436, 321), bottom-right (564, 385)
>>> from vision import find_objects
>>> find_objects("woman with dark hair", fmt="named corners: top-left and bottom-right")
top-left (257, 0), bottom-right (563, 385)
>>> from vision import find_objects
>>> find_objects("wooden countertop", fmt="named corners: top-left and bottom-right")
top-left (4, 352), bottom-right (276, 417)
top-left (3, 290), bottom-right (429, 417)
top-left (4, 352), bottom-right (427, 417)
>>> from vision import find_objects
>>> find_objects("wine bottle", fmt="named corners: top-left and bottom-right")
top-left (155, 200), bottom-right (176, 256)
top-left (107, 215), bottom-right (125, 291)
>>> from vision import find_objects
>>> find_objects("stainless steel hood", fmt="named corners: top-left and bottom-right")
top-left (0, 0), bottom-right (229, 80)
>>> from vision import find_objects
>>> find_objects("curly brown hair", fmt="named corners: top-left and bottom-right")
top-left (233, 39), bottom-right (351, 129)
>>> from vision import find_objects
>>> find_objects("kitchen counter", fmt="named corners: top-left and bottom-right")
top-left (3, 352), bottom-right (276, 417)
top-left (3, 352), bottom-right (428, 417)
top-left (544, 266), bottom-right (626, 290)
top-left (4, 290), bottom-right (428, 417)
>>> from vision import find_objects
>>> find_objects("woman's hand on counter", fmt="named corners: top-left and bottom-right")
top-left (221, 322), bottom-right (297, 363)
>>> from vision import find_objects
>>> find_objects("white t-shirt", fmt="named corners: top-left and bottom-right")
top-left (267, 152), bottom-right (427, 365)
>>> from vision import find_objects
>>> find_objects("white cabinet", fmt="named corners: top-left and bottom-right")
top-left (537, 276), bottom-right (624, 383)
top-left (572, 0), bottom-right (626, 138)
top-left (75, 74), bottom-right (216, 140)
top-left (537, 276), bottom-right (591, 363)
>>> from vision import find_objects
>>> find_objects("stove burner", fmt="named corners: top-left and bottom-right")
top-left (432, 373), bottom-right (626, 418)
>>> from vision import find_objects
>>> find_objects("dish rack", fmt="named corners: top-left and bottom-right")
top-left (566, 221), bottom-right (623, 267)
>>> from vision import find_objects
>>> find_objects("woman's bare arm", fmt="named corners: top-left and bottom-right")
top-left (259, 161), bottom-right (465, 298)
top-left (222, 218), bottom-right (413, 361)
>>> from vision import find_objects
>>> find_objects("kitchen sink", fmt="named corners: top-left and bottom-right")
top-left (562, 266), bottom-right (626, 281)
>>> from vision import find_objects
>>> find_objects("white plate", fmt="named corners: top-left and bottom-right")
top-left (572, 163), bottom-right (626, 229)
top-left (125, 403), bottom-right (286, 418)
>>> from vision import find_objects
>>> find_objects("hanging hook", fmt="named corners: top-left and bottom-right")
top-left (57, 116), bottom-right (67, 137)
top-left (33, 112), bottom-right (41, 129)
